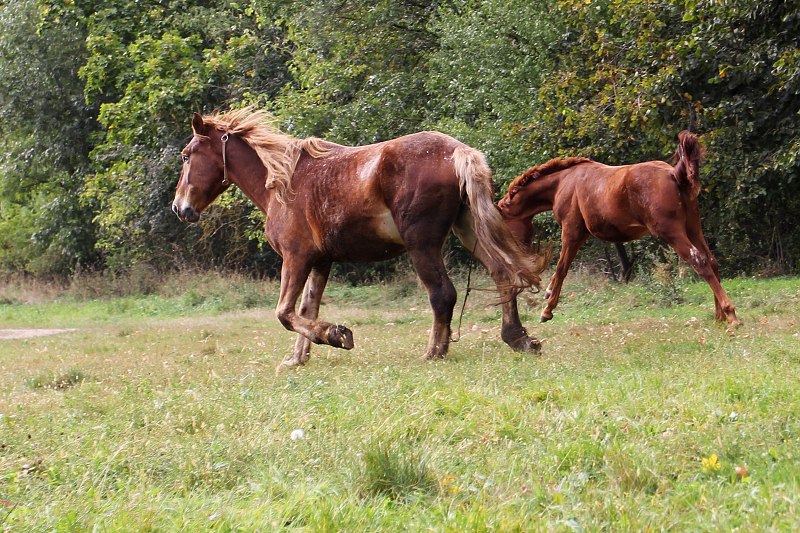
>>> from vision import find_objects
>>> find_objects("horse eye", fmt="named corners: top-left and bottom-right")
top-left (182, 154), bottom-right (189, 163)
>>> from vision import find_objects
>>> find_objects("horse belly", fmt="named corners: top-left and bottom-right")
top-left (324, 207), bottom-right (406, 262)
top-left (585, 214), bottom-right (648, 242)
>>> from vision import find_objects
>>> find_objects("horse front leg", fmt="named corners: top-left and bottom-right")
top-left (279, 263), bottom-right (333, 370)
top-left (541, 230), bottom-right (588, 322)
top-left (275, 256), bottom-right (354, 364)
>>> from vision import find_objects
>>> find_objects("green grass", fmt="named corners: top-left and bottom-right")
top-left (0, 272), bottom-right (798, 530)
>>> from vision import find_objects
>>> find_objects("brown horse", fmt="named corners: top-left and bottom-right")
top-left (498, 131), bottom-right (740, 325)
top-left (172, 108), bottom-right (544, 368)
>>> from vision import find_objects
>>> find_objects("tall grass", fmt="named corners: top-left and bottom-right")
top-left (0, 271), bottom-right (798, 530)
top-left (359, 441), bottom-right (438, 501)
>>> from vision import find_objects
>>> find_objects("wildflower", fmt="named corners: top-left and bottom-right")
top-left (735, 465), bottom-right (750, 482)
top-left (701, 453), bottom-right (722, 473)
top-left (441, 474), bottom-right (460, 494)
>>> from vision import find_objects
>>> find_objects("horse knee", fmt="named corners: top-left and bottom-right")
top-left (275, 306), bottom-right (294, 330)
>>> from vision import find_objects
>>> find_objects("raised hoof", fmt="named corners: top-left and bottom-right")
top-left (327, 324), bottom-right (354, 350)
top-left (540, 312), bottom-right (553, 323)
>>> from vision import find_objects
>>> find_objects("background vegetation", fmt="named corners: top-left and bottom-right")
top-left (1, 0), bottom-right (798, 278)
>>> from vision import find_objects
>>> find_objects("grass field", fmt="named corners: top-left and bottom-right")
top-left (0, 270), bottom-right (799, 531)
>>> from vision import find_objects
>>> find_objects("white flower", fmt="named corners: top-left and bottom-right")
top-left (290, 428), bottom-right (305, 441)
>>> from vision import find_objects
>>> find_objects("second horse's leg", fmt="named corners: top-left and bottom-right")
top-left (664, 232), bottom-right (741, 325)
top-left (541, 228), bottom-right (588, 322)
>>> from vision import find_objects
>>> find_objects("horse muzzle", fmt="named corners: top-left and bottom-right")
top-left (172, 202), bottom-right (200, 223)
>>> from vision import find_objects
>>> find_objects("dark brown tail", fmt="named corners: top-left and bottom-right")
top-left (672, 130), bottom-right (704, 199)
top-left (452, 146), bottom-right (545, 291)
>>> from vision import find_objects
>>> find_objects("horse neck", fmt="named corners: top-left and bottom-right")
top-left (225, 136), bottom-right (272, 212)
top-left (514, 171), bottom-right (561, 217)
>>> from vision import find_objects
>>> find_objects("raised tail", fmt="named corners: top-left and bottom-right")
top-left (452, 146), bottom-right (544, 291)
top-left (672, 130), bottom-right (704, 199)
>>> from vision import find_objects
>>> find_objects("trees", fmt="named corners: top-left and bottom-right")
top-left (680, 0), bottom-right (800, 272)
top-left (275, 0), bottom-right (443, 143)
top-left (29, 0), bottom-right (296, 273)
top-left (0, 0), bottom-right (98, 274)
top-left (424, 0), bottom-right (561, 181)
top-left (0, 0), bottom-right (797, 277)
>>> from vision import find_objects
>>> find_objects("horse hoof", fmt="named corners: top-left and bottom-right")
top-left (513, 336), bottom-right (543, 353)
top-left (540, 313), bottom-right (553, 323)
top-left (276, 358), bottom-right (303, 373)
top-left (725, 317), bottom-right (743, 332)
top-left (422, 351), bottom-right (446, 361)
top-left (327, 324), bottom-right (354, 350)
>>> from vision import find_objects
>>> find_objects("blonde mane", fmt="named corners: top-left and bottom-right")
top-left (202, 107), bottom-right (330, 204)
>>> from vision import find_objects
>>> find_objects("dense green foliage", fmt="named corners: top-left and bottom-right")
top-left (1, 0), bottom-right (798, 276)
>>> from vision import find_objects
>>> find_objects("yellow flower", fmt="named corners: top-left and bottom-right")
top-left (701, 453), bottom-right (722, 473)
top-left (440, 474), bottom-right (460, 494)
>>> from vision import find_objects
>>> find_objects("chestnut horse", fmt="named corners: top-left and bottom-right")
top-left (498, 131), bottom-right (740, 325)
top-left (172, 108), bottom-right (543, 368)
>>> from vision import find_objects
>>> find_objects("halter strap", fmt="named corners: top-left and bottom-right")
top-left (220, 132), bottom-right (230, 186)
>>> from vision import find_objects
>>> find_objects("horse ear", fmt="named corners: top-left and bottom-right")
top-left (191, 112), bottom-right (205, 135)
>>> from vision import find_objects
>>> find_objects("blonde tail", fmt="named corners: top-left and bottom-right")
top-left (452, 146), bottom-right (544, 291)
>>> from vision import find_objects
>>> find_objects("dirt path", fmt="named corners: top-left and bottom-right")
top-left (0, 329), bottom-right (77, 340)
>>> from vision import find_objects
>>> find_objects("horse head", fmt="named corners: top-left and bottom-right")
top-left (172, 113), bottom-right (231, 223)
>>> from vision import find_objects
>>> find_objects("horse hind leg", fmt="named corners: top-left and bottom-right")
top-left (407, 245), bottom-right (457, 359)
top-left (452, 210), bottom-right (541, 352)
top-left (683, 233), bottom-right (740, 325)
top-left (659, 230), bottom-right (740, 325)
top-left (278, 263), bottom-right (332, 370)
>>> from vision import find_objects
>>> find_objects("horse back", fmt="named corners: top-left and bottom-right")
top-left (567, 160), bottom-right (684, 241)
top-left (269, 132), bottom-right (465, 261)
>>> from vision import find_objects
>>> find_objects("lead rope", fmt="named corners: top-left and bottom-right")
top-left (450, 220), bottom-right (543, 343)
top-left (451, 239), bottom-right (480, 343)
top-left (220, 132), bottom-right (230, 186)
